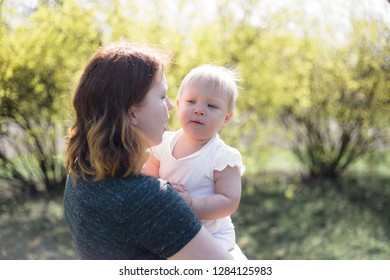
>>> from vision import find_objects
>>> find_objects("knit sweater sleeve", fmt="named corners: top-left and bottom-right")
top-left (121, 176), bottom-right (202, 258)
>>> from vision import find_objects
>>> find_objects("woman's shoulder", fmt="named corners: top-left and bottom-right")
top-left (67, 174), bottom-right (170, 199)
top-left (118, 174), bottom-right (170, 193)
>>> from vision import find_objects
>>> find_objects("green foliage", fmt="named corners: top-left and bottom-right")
top-left (0, 0), bottom-right (101, 193)
top-left (279, 19), bottom-right (390, 179)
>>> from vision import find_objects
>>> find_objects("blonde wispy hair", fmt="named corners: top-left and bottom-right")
top-left (177, 64), bottom-right (239, 112)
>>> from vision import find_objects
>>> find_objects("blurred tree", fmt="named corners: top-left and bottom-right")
top-left (0, 0), bottom-right (101, 194)
top-left (279, 18), bottom-right (390, 179)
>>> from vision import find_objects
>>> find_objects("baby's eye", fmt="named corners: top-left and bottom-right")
top-left (208, 104), bottom-right (218, 109)
top-left (186, 100), bottom-right (195, 104)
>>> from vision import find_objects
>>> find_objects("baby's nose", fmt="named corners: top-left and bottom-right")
top-left (194, 106), bottom-right (205, 115)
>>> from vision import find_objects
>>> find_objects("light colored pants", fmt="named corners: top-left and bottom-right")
top-left (213, 226), bottom-right (235, 252)
top-left (213, 227), bottom-right (248, 260)
top-left (230, 243), bottom-right (248, 260)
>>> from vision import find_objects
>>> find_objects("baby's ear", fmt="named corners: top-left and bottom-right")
top-left (176, 98), bottom-right (180, 110)
top-left (223, 112), bottom-right (233, 126)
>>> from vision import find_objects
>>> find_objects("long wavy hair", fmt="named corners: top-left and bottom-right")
top-left (65, 41), bottom-right (169, 180)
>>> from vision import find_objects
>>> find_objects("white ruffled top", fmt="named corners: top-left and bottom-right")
top-left (151, 129), bottom-right (245, 234)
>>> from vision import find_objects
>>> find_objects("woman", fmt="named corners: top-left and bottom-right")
top-left (63, 41), bottom-right (232, 260)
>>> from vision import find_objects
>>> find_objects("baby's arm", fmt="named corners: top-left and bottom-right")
top-left (190, 166), bottom-right (241, 220)
top-left (142, 153), bottom-right (160, 178)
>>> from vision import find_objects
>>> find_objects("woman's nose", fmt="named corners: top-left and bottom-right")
top-left (165, 96), bottom-right (173, 111)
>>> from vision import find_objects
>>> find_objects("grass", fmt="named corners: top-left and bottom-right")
top-left (0, 171), bottom-right (389, 259)
top-left (0, 194), bottom-right (76, 259)
top-left (234, 172), bottom-right (390, 259)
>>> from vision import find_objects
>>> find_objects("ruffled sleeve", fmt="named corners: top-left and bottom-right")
top-left (149, 143), bottom-right (162, 161)
top-left (212, 143), bottom-right (245, 175)
top-left (149, 131), bottom-right (172, 161)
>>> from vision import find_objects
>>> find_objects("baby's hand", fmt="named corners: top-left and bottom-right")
top-left (171, 183), bottom-right (187, 193)
top-left (171, 183), bottom-right (193, 207)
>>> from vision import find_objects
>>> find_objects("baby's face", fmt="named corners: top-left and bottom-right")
top-left (176, 82), bottom-right (233, 142)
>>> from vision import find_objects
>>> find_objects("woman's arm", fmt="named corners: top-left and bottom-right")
top-left (190, 166), bottom-right (241, 220)
top-left (142, 153), bottom-right (160, 178)
top-left (168, 226), bottom-right (233, 260)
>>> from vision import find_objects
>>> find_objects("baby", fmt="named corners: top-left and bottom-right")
top-left (143, 64), bottom-right (245, 255)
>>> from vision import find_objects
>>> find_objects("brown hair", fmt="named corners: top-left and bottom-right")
top-left (65, 41), bottom-right (170, 180)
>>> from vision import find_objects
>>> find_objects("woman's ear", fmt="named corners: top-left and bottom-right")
top-left (128, 107), bottom-right (138, 126)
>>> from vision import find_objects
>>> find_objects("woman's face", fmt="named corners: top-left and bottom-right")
top-left (130, 67), bottom-right (173, 146)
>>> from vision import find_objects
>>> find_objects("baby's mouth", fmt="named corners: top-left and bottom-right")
top-left (191, 120), bottom-right (204, 125)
